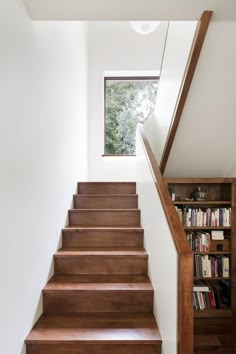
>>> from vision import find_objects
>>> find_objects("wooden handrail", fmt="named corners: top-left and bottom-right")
top-left (160, 10), bottom-right (213, 174)
top-left (137, 124), bottom-right (193, 354)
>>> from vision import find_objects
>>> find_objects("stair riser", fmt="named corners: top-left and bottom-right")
top-left (69, 210), bottom-right (140, 227)
top-left (74, 195), bottom-right (138, 209)
top-left (62, 230), bottom-right (144, 247)
top-left (27, 344), bottom-right (161, 354)
top-left (43, 290), bottom-right (153, 313)
top-left (54, 256), bottom-right (148, 275)
top-left (78, 182), bottom-right (136, 195)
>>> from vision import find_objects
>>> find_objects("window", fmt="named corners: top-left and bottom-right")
top-left (104, 77), bottom-right (159, 156)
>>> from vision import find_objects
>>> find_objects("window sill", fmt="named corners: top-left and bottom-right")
top-left (102, 154), bottom-right (136, 157)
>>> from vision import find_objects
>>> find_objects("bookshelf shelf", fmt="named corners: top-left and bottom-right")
top-left (194, 276), bottom-right (230, 280)
top-left (165, 178), bottom-right (236, 319)
top-left (174, 201), bottom-right (231, 205)
top-left (193, 252), bottom-right (231, 255)
top-left (184, 226), bottom-right (231, 230)
top-left (194, 308), bottom-right (232, 318)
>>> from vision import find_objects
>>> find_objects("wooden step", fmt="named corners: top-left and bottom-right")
top-left (78, 182), bottom-right (136, 195)
top-left (26, 313), bottom-right (162, 354)
top-left (62, 227), bottom-right (144, 247)
top-left (43, 274), bottom-right (153, 313)
top-left (54, 248), bottom-right (148, 275)
top-left (69, 209), bottom-right (140, 227)
top-left (73, 194), bottom-right (138, 209)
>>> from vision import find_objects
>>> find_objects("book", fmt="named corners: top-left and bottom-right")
top-left (222, 256), bottom-right (230, 277)
top-left (211, 230), bottom-right (224, 240)
top-left (193, 280), bottom-right (210, 292)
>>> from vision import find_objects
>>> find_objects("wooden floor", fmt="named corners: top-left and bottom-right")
top-left (25, 182), bottom-right (162, 354)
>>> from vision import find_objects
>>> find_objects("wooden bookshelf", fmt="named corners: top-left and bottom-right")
top-left (165, 178), bottom-right (236, 319)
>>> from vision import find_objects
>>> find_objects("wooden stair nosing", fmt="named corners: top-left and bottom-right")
top-left (62, 226), bottom-right (144, 233)
top-left (47, 274), bottom-right (151, 283)
top-left (43, 279), bottom-right (153, 291)
top-left (55, 247), bottom-right (147, 255)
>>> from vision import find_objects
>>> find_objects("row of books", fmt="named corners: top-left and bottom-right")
top-left (193, 280), bottom-right (230, 310)
top-left (194, 254), bottom-right (230, 278)
top-left (187, 231), bottom-right (210, 252)
top-left (186, 231), bottom-right (228, 251)
top-left (175, 207), bottom-right (231, 227)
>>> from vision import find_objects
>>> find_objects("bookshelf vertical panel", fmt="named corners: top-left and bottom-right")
top-left (178, 254), bottom-right (193, 354)
top-left (231, 180), bottom-right (236, 314)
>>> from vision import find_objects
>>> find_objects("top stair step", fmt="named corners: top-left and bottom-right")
top-left (78, 182), bottom-right (136, 195)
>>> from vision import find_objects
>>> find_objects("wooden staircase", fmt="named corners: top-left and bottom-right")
top-left (26, 182), bottom-right (162, 354)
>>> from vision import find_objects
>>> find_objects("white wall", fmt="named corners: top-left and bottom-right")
top-left (144, 21), bottom-right (198, 164)
top-left (136, 130), bottom-right (178, 354)
top-left (0, 1), bottom-right (87, 353)
top-left (165, 22), bottom-right (236, 178)
top-left (87, 21), bottom-right (168, 181)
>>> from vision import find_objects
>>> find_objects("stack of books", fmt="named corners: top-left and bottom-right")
top-left (211, 230), bottom-right (224, 240)
top-left (194, 254), bottom-right (230, 278)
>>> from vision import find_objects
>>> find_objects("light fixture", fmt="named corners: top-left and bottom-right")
top-left (129, 21), bottom-right (160, 35)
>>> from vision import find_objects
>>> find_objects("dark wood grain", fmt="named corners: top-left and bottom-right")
top-left (160, 11), bottom-right (213, 174)
top-left (137, 124), bottom-right (193, 354)
top-left (27, 343), bottom-right (161, 354)
top-left (62, 227), bottom-right (144, 248)
top-left (78, 182), bottom-right (136, 194)
top-left (73, 194), bottom-right (138, 209)
top-left (194, 334), bottom-right (236, 354)
top-left (26, 313), bottom-right (161, 352)
top-left (26, 313), bottom-right (161, 353)
top-left (43, 285), bottom-right (153, 313)
top-left (68, 209), bottom-right (140, 227)
top-left (54, 248), bottom-right (148, 275)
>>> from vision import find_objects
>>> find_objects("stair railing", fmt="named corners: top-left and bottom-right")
top-left (137, 123), bottom-right (193, 354)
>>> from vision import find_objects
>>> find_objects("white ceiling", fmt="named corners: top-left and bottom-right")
top-left (23, 0), bottom-right (236, 21)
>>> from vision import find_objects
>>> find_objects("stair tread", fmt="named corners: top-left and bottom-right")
top-left (47, 274), bottom-right (150, 283)
top-left (74, 194), bottom-right (138, 197)
top-left (63, 227), bottom-right (143, 232)
top-left (69, 209), bottom-right (140, 212)
top-left (55, 247), bottom-right (147, 256)
top-left (26, 313), bottom-right (161, 344)
top-left (44, 275), bottom-right (153, 291)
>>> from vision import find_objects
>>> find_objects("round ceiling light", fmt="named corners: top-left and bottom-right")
top-left (129, 21), bottom-right (160, 35)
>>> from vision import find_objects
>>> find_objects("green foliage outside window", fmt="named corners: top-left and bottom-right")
top-left (105, 79), bottom-right (159, 155)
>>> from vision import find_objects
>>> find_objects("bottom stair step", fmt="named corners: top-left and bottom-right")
top-left (26, 313), bottom-right (162, 354)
